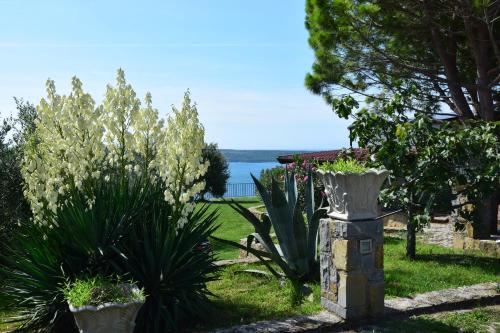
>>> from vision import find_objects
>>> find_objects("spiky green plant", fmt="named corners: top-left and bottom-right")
top-left (0, 176), bottom-right (150, 332)
top-left (112, 202), bottom-right (220, 332)
top-left (212, 168), bottom-right (326, 284)
top-left (0, 176), bottom-right (220, 333)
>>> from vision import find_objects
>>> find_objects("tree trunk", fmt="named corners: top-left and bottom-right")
top-left (406, 207), bottom-right (416, 260)
top-left (422, 1), bottom-right (475, 119)
top-left (473, 191), bottom-right (499, 239)
top-left (462, 8), bottom-right (496, 121)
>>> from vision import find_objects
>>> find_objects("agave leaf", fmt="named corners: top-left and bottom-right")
top-left (226, 200), bottom-right (263, 230)
top-left (306, 208), bottom-right (327, 263)
top-left (210, 235), bottom-right (291, 279)
top-left (227, 201), bottom-right (281, 258)
top-left (261, 214), bottom-right (272, 235)
top-left (245, 233), bottom-right (256, 257)
top-left (304, 167), bottom-right (315, 223)
top-left (251, 232), bottom-right (280, 258)
top-left (269, 178), bottom-right (300, 267)
top-left (285, 170), bottom-right (297, 217)
top-left (251, 174), bottom-right (294, 263)
top-left (251, 174), bottom-right (274, 213)
top-left (292, 201), bottom-right (309, 275)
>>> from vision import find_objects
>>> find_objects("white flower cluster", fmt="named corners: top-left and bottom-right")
top-left (157, 91), bottom-right (209, 228)
top-left (22, 69), bottom-right (208, 226)
top-left (23, 77), bottom-right (105, 217)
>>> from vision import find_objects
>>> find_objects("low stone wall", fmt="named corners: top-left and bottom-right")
top-left (452, 232), bottom-right (499, 257)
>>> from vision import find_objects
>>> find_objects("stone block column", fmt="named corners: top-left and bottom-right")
top-left (320, 217), bottom-right (384, 319)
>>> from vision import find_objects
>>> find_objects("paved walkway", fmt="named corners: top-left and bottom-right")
top-left (209, 282), bottom-right (499, 333)
top-left (419, 222), bottom-right (454, 248)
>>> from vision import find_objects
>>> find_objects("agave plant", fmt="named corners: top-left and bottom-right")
top-left (213, 167), bottom-right (326, 283)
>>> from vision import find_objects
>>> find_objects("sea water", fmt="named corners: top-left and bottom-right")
top-left (227, 162), bottom-right (281, 184)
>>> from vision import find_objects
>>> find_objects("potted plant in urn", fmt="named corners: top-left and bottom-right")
top-left (64, 276), bottom-right (145, 333)
top-left (317, 158), bottom-right (389, 221)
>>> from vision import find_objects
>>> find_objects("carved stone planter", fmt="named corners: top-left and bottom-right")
top-left (317, 169), bottom-right (389, 221)
top-left (69, 297), bottom-right (144, 333)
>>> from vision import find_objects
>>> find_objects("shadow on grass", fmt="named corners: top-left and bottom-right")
top-left (342, 315), bottom-right (463, 333)
top-left (384, 236), bottom-right (406, 245)
top-left (415, 253), bottom-right (500, 275)
top-left (211, 238), bottom-right (241, 258)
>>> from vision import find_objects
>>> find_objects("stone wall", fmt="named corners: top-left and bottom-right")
top-left (319, 218), bottom-right (384, 319)
top-left (452, 232), bottom-right (499, 257)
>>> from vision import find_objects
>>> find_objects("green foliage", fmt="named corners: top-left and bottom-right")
top-left (305, 0), bottom-right (499, 250)
top-left (0, 176), bottom-right (220, 333)
top-left (201, 143), bottom-right (230, 198)
top-left (259, 166), bottom-right (285, 190)
top-left (348, 89), bottom-right (499, 257)
top-left (0, 99), bottom-right (36, 260)
top-left (213, 170), bottom-right (327, 285)
top-left (318, 158), bottom-right (368, 173)
top-left (260, 159), bottom-right (325, 211)
top-left (305, 0), bottom-right (498, 121)
top-left (113, 202), bottom-right (220, 332)
top-left (63, 276), bottom-right (145, 308)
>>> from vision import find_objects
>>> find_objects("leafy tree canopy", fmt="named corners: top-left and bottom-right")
top-left (201, 143), bottom-right (230, 198)
top-left (305, 0), bottom-right (500, 257)
top-left (306, 0), bottom-right (499, 120)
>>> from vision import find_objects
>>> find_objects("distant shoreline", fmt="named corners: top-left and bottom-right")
top-left (221, 149), bottom-right (309, 163)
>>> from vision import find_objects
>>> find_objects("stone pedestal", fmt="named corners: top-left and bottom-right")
top-left (320, 218), bottom-right (384, 319)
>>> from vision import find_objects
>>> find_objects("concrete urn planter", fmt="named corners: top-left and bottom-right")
top-left (317, 169), bottom-right (389, 221)
top-left (69, 289), bottom-right (144, 333)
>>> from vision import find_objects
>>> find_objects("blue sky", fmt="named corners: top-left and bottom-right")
top-left (0, 0), bottom-right (352, 150)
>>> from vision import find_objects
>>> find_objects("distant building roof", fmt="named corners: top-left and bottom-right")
top-left (276, 148), bottom-right (367, 164)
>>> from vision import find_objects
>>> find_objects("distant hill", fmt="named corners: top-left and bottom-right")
top-left (221, 149), bottom-right (309, 163)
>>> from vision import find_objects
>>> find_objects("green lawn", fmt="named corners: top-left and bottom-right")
top-left (365, 306), bottom-right (500, 333)
top-left (3, 199), bottom-right (499, 332)
top-left (202, 199), bottom-right (500, 329)
top-left (205, 197), bottom-right (260, 260)
top-left (202, 237), bottom-right (499, 329)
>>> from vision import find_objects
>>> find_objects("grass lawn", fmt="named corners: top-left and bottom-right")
top-left (202, 238), bottom-right (499, 329)
top-left (203, 199), bottom-right (500, 330)
top-left (205, 197), bottom-right (261, 260)
top-left (366, 305), bottom-right (500, 333)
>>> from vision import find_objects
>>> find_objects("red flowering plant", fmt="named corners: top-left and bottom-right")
top-left (284, 157), bottom-right (326, 210)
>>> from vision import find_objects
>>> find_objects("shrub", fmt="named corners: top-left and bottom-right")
top-left (1, 71), bottom-right (219, 333)
top-left (0, 99), bottom-right (36, 270)
top-left (259, 165), bottom-right (285, 190)
top-left (63, 276), bottom-right (145, 308)
top-left (0, 177), bottom-right (220, 333)
top-left (114, 199), bottom-right (219, 332)
top-left (200, 143), bottom-right (230, 199)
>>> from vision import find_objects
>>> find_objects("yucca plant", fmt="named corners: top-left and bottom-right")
top-left (0, 176), bottom-right (220, 333)
top-left (212, 168), bottom-right (326, 285)
top-left (112, 201), bottom-right (220, 333)
top-left (0, 176), bottom-right (154, 332)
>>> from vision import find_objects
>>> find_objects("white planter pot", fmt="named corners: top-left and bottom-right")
top-left (69, 300), bottom-right (144, 333)
top-left (317, 169), bottom-right (389, 221)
